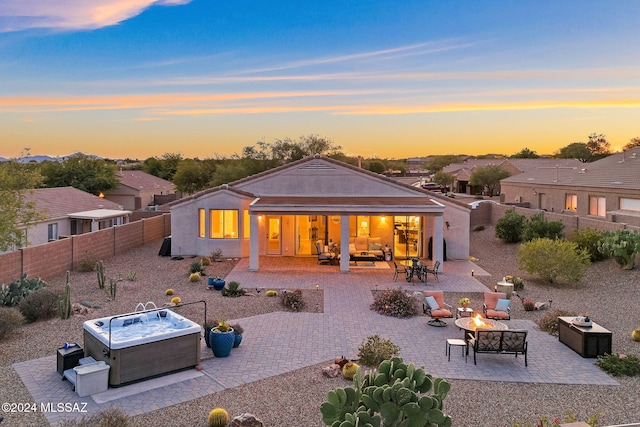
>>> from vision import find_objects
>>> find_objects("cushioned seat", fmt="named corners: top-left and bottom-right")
top-left (348, 237), bottom-right (384, 259)
top-left (483, 291), bottom-right (511, 320)
top-left (423, 291), bottom-right (453, 327)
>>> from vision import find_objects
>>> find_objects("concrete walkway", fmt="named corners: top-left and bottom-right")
top-left (14, 258), bottom-right (618, 426)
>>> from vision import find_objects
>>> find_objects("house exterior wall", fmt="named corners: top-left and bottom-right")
top-left (0, 215), bottom-right (171, 285)
top-left (441, 203), bottom-right (470, 260)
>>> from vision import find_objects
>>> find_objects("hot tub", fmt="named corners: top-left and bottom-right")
top-left (83, 309), bottom-right (201, 386)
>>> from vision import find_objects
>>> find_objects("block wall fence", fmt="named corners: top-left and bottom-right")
top-left (0, 214), bottom-right (171, 285)
top-left (471, 204), bottom-right (640, 234)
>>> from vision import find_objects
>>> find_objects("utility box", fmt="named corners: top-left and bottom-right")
top-left (74, 361), bottom-right (110, 397)
top-left (57, 345), bottom-right (83, 376)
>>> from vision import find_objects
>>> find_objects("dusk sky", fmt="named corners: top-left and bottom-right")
top-left (1, 1), bottom-right (639, 160)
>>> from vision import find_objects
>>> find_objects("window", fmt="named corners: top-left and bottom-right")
top-left (565, 194), bottom-right (577, 211)
top-left (620, 198), bottom-right (640, 212)
top-left (198, 209), bottom-right (205, 238)
top-left (210, 210), bottom-right (238, 238)
top-left (589, 196), bottom-right (606, 217)
top-left (48, 223), bottom-right (58, 242)
top-left (243, 210), bottom-right (250, 238)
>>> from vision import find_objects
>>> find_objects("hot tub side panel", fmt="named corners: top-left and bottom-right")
top-left (84, 329), bottom-right (201, 386)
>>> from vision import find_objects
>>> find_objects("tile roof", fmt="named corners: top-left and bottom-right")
top-left (24, 187), bottom-right (124, 220)
top-left (501, 148), bottom-right (640, 190)
top-left (115, 170), bottom-right (175, 191)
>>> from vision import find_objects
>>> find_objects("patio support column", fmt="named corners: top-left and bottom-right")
top-left (249, 214), bottom-right (259, 272)
top-left (432, 215), bottom-right (444, 270)
top-left (339, 214), bottom-right (350, 273)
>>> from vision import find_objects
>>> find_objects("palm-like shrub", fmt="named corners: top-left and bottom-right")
top-left (221, 281), bottom-right (245, 297)
top-left (495, 210), bottom-right (526, 243)
top-left (518, 238), bottom-right (590, 283)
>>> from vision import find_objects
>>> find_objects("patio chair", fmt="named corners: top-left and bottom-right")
top-left (483, 291), bottom-right (511, 320)
top-left (423, 290), bottom-right (453, 327)
top-left (315, 240), bottom-right (335, 265)
top-left (422, 260), bottom-right (441, 282)
top-left (392, 261), bottom-right (407, 282)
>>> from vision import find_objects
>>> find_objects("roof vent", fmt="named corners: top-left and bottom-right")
top-left (221, 184), bottom-right (229, 189)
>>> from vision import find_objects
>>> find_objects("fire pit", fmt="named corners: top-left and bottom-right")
top-left (455, 314), bottom-right (508, 349)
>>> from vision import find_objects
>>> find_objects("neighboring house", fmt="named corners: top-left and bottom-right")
top-left (103, 170), bottom-right (176, 211)
top-left (443, 158), bottom-right (583, 194)
top-left (500, 148), bottom-right (640, 226)
top-left (8, 187), bottom-right (132, 254)
top-left (170, 155), bottom-right (470, 273)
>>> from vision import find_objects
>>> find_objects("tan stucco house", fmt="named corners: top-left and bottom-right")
top-left (500, 147), bottom-right (640, 226)
top-left (169, 155), bottom-right (470, 273)
top-left (103, 170), bottom-right (176, 211)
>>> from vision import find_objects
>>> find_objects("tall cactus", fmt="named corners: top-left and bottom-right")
top-left (107, 278), bottom-right (117, 300)
top-left (58, 271), bottom-right (72, 320)
top-left (96, 260), bottom-right (105, 290)
top-left (320, 356), bottom-right (452, 427)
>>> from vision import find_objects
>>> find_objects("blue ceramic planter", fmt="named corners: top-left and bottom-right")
top-left (208, 278), bottom-right (225, 291)
top-left (209, 328), bottom-right (234, 357)
top-left (233, 332), bottom-right (242, 348)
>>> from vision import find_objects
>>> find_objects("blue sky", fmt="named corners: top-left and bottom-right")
top-left (1, 0), bottom-right (639, 159)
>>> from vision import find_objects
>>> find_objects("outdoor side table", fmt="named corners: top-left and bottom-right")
top-left (446, 338), bottom-right (467, 362)
top-left (456, 307), bottom-right (473, 318)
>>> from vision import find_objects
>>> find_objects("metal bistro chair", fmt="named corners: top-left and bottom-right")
top-left (423, 260), bottom-right (441, 282)
top-left (392, 261), bottom-right (407, 282)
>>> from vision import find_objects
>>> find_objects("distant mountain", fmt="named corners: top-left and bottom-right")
top-left (0, 152), bottom-right (104, 163)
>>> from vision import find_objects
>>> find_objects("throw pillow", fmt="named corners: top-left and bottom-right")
top-left (425, 296), bottom-right (440, 310)
top-left (495, 298), bottom-right (511, 312)
top-left (349, 243), bottom-right (357, 253)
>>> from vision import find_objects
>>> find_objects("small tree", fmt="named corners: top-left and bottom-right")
top-left (522, 213), bottom-right (564, 242)
top-left (495, 210), bottom-right (526, 243)
top-left (518, 238), bottom-right (591, 283)
top-left (433, 171), bottom-right (454, 191)
top-left (598, 230), bottom-right (640, 270)
top-left (469, 164), bottom-right (511, 196)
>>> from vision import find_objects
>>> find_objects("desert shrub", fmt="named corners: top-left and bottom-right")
top-left (518, 238), bottom-right (590, 283)
top-left (189, 261), bottom-right (204, 274)
top-left (77, 253), bottom-right (99, 272)
top-left (598, 229), bottom-right (640, 270)
top-left (19, 288), bottom-right (60, 322)
top-left (221, 281), bottom-right (246, 297)
top-left (357, 334), bottom-right (401, 367)
top-left (280, 289), bottom-right (305, 312)
top-left (536, 308), bottom-right (578, 336)
top-left (0, 274), bottom-right (47, 307)
top-left (370, 288), bottom-right (418, 318)
top-left (596, 353), bottom-right (640, 377)
top-left (567, 227), bottom-right (607, 262)
top-left (0, 307), bottom-right (24, 340)
top-left (523, 299), bottom-right (535, 311)
top-left (495, 210), bottom-right (526, 243)
top-left (522, 213), bottom-right (564, 242)
top-left (59, 406), bottom-right (130, 427)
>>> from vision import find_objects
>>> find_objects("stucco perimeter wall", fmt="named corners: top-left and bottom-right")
top-left (478, 204), bottom-right (635, 234)
top-left (0, 215), bottom-right (171, 285)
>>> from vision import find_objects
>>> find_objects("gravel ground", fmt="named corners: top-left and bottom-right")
top-left (1, 226), bottom-right (639, 426)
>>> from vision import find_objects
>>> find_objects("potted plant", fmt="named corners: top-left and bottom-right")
top-left (208, 276), bottom-right (226, 290)
top-left (230, 323), bottom-right (244, 348)
top-left (209, 319), bottom-right (235, 357)
top-left (203, 320), bottom-right (216, 348)
top-left (458, 297), bottom-right (471, 308)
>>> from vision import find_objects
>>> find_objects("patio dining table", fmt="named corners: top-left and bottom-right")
top-left (403, 258), bottom-right (430, 283)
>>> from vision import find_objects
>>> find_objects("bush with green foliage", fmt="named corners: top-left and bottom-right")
top-left (221, 281), bottom-right (246, 297)
top-left (357, 334), bottom-right (401, 367)
top-left (370, 288), bottom-right (418, 318)
top-left (0, 307), bottom-right (24, 340)
top-left (567, 227), bottom-right (607, 262)
top-left (598, 229), bottom-right (640, 270)
top-left (320, 357), bottom-right (452, 427)
top-left (19, 288), bottom-right (60, 322)
top-left (0, 274), bottom-right (47, 307)
top-left (596, 353), bottom-right (640, 377)
top-left (495, 210), bottom-right (526, 243)
top-left (522, 213), bottom-right (564, 242)
top-left (536, 309), bottom-right (578, 336)
top-left (518, 238), bottom-right (590, 283)
top-left (189, 261), bottom-right (204, 274)
top-left (280, 288), bottom-right (305, 311)
top-left (58, 407), bottom-right (130, 427)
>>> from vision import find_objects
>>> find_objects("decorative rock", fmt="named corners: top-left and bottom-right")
top-left (229, 413), bottom-right (265, 427)
top-left (322, 363), bottom-right (341, 378)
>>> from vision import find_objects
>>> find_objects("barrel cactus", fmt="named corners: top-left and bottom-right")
top-left (342, 362), bottom-right (359, 380)
top-left (171, 296), bottom-right (181, 305)
top-left (265, 290), bottom-right (278, 297)
top-left (632, 328), bottom-right (640, 342)
top-left (189, 273), bottom-right (201, 282)
top-left (207, 407), bottom-right (229, 427)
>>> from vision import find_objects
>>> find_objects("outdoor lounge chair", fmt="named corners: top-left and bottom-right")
top-left (315, 240), bottom-right (335, 265)
top-left (422, 260), bottom-right (440, 282)
top-left (483, 291), bottom-right (511, 320)
top-left (423, 290), bottom-right (453, 327)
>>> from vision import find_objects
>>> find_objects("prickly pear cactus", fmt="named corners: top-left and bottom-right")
top-left (321, 357), bottom-right (452, 427)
